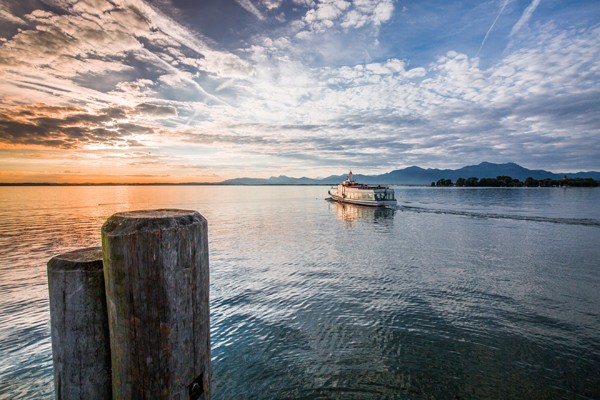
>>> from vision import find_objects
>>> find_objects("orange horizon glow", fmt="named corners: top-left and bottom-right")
top-left (0, 171), bottom-right (226, 185)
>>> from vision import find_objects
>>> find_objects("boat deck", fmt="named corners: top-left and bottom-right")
top-left (341, 183), bottom-right (389, 190)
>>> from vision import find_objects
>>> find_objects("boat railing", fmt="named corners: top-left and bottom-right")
top-left (343, 184), bottom-right (390, 190)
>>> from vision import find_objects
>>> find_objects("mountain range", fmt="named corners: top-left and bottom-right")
top-left (220, 162), bottom-right (600, 185)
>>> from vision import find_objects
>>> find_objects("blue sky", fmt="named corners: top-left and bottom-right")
top-left (0, 0), bottom-right (599, 182)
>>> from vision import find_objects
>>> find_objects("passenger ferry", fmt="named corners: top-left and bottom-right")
top-left (328, 171), bottom-right (397, 207)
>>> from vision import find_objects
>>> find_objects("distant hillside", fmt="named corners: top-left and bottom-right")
top-left (219, 175), bottom-right (321, 185)
top-left (219, 162), bottom-right (600, 185)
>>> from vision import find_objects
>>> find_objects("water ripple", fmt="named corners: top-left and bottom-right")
top-left (399, 205), bottom-right (600, 226)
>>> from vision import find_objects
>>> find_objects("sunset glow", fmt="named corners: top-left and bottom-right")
top-left (1, 0), bottom-right (599, 183)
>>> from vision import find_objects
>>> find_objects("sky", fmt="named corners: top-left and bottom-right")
top-left (0, 0), bottom-right (599, 183)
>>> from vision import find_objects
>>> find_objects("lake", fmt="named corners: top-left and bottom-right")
top-left (0, 186), bottom-right (599, 399)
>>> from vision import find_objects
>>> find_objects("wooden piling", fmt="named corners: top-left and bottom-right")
top-left (101, 209), bottom-right (210, 400)
top-left (47, 246), bottom-right (112, 400)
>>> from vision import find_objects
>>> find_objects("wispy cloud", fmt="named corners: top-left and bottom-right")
top-left (234, 0), bottom-right (266, 20)
top-left (0, 3), bottom-right (25, 25)
top-left (510, 0), bottom-right (541, 37)
top-left (476, 0), bottom-right (511, 57)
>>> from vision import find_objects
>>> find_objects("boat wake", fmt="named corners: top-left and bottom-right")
top-left (395, 205), bottom-right (600, 227)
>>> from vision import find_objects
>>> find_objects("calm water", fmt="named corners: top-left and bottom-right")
top-left (0, 186), bottom-right (599, 399)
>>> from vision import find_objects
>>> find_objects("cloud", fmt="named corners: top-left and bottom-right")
top-left (477, 0), bottom-right (511, 56)
top-left (0, 3), bottom-right (26, 25)
top-left (0, 0), bottom-right (252, 105)
top-left (259, 0), bottom-right (284, 11)
top-left (0, 103), bottom-right (173, 149)
top-left (180, 52), bottom-right (254, 79)
top-left (134, 103), bottom-right (178, 117)
top-left (510, 0), bottom-right (541, 37)
top-left (202, 23), bottom-right (600, 171)
top-left (234, 0), bottom-right (266, 20)
top-left (299, 0), bottom-right (394, 34)
top-left (341, 0), bottom-right (394, 29)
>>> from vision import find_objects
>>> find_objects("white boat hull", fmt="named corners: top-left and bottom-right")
top-left (329, 193), bottom-right (396, 207)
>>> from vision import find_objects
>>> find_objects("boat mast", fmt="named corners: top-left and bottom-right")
top-left (346, 170), bottom-right (354, 183)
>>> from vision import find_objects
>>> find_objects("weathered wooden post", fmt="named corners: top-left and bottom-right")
top-left (101, 209), bottom-right (210, 400)
top-left (47, 246), bottom-right (112, 400)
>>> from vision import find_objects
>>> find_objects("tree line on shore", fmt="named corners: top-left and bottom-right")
top-left (432, 176), bottom-right (599, 187)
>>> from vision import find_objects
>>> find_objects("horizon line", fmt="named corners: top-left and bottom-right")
top-left (2, 162), bottom-right (599, 186)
